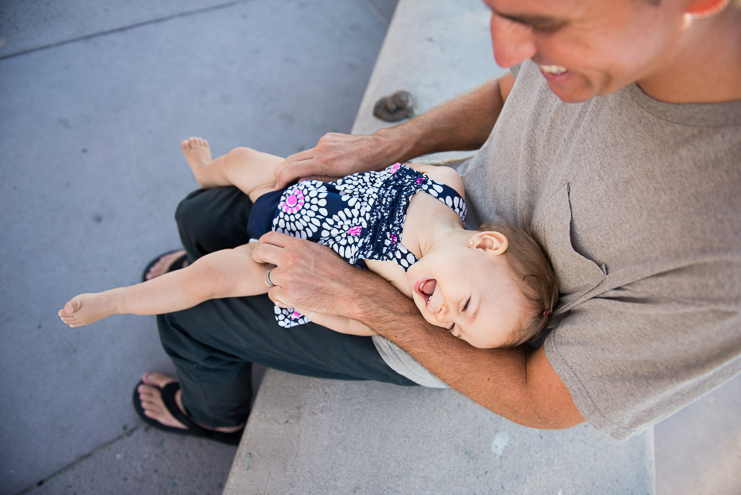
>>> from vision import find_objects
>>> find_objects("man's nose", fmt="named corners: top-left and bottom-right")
top-left (489, 14), bottom-right (537, 68)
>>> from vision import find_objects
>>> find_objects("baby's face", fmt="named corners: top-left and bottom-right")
top-left (406, 235), bottom-right (532, 349)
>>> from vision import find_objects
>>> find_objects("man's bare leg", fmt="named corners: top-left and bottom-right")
top-left (137, 372), bottom-right (244, 433)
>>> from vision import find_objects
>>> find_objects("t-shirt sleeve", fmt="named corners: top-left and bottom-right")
top-left (545, 260), bottom-right (741, 440)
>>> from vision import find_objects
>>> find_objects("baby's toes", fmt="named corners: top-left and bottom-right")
top-left (64, 296), bottom-right (82, 314)
top-left (190, 137), bottom-right (207, 148)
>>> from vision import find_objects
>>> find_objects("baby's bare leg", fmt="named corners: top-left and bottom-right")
top-left (59, 243), bottom-right (271, 328)
top-left (182, 137), bottom-right (285, 202)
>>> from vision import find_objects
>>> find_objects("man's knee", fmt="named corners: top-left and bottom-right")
top-left (175, 186), bottom-right (253, 255)
top-left (175, 188), bottom-right (209, 230)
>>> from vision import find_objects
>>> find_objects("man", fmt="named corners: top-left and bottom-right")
top-left (138, 0), bottom-right (740, 441)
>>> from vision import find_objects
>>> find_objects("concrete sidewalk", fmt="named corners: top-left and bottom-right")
top-left (1, 0), bottom-right (739, 494)
top-left (0, 1), bottom-right (396, 493)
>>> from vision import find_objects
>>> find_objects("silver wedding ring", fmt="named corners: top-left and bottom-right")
top-left (265, 267), bottom-right (276, 287)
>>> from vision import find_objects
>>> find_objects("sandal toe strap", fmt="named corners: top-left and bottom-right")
top-left (160, 382), bottom-right (214, 437)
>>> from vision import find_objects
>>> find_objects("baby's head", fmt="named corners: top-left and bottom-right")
top-left (406, 223), bottom-right (558, 349)
top-left (481, 223), bottom-right (559, 347)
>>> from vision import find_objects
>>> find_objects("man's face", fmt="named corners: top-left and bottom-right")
top-left (484, 0), bottom-right (688, 102)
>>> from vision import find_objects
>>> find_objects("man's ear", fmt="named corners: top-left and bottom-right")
top-left (685, 0), bottom-right (730, 18)
top-left (469, 231), bottom-right (508, 255)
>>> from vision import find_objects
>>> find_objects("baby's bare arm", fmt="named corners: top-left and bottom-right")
top-left (295, 309), bottom-right (375, 336)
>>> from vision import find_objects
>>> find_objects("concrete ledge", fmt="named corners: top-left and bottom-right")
top-left (224, 0), bottom-right (656, 493)
top-left (225, 370), bottom-right (654, 494)
top-left (351, 0), bottom-right (508, 163)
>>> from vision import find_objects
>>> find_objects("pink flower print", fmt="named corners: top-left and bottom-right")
top-left (291, 311), bottom-right (302, 320)
top-left (348, 226), bottom-right (362, 236)
top-left (390, 234), bottom-right (397, 243)
top-left (388, 163), bottom-right (401, 174)
top-left (280, 187), bottom-right (305, 214)
top-left (416, 177), bottom-right (425, 185)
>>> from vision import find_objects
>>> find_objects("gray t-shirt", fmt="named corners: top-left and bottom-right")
top-left (374, 59), bottom-right (741, 440)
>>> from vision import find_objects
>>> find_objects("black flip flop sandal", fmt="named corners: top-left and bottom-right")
top-left (132, 381), bottom-right (244, 446)
top-left (141, 250), bottom-right (189, 282)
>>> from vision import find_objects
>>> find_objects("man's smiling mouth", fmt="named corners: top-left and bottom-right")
top-left (540, 64), bottom-right (567, 75)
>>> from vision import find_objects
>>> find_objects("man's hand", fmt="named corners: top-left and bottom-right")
top-left (274, 75), bottom-right (514, 190)
top-left (274, 133), bottom-right (393, 189)
top-left (252, 231), bottom-right (377, 316)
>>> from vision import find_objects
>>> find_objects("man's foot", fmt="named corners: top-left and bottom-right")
top-left (58, 292), bottom-right (116, 328)
top-left (137, 372), bottom-right (244, 433)
top-left (182, 136), bottom-right (213, 188)
top-left (144, 250), bottom-right (189, 280)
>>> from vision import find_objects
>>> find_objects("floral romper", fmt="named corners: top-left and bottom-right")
top-left (247, 163), bottom-right (467, 328)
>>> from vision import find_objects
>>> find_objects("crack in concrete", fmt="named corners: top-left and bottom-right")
top-left (363, 0), bottom-right (393, 26)
top-left (0, 0), bottom-right (257, 60)
top-left (15, 425), bottom-right (141, 495)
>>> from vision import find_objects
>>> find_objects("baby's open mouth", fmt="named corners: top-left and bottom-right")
top-left (416, 278), bottom-right (437, 304)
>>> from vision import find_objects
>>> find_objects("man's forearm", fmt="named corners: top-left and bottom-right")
top-left (252, 226), bottom-right (583, 429)
top-left (273, 75), bottom-right (511, 188)
top-left (374, 77), bottom-right (508, 164)
top-left (350, 276), bottom-right (584, 429)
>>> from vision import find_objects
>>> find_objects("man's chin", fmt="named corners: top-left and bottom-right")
top-left (542, 74), bottom-right (601, 103)
top-left (547, 83), bottom-right (596, 103)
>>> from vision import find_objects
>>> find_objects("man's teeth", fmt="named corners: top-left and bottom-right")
top-left (540, 64), bottom-right (567, 75)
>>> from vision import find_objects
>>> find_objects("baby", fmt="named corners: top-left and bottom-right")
top-left (59, 138), bottom-right (558, 349)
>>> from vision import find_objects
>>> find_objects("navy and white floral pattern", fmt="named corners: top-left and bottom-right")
top-left (269, 163), bottom-right (466, 328)
top-left (273, 182), bottom-right (328, 239)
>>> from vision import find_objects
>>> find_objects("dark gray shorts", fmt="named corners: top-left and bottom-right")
top-left (157, 186), bottom-right (415, 428)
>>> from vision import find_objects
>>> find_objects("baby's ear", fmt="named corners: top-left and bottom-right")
top-left (469, 231), bottom-right (508, 255)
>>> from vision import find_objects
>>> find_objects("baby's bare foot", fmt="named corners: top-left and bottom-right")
top-left (182, 137), bottom-right (212, 188)
top-left (58, 292), bottom-right (118, 328)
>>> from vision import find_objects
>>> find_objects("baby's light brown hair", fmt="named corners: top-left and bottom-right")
top-left (478, 223), bottom-right (559, 347)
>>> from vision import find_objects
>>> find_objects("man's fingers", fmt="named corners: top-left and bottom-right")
top-left (275, 151), bottom-right (320, 189)
top-left (253, 231), bottom-right (313, 265)
top-left (256, 230), bottom-right (295, 247)
top-left (270, 292), bottom-right (288, 307)
top-left (252, 234), bottom-right (285, 265)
